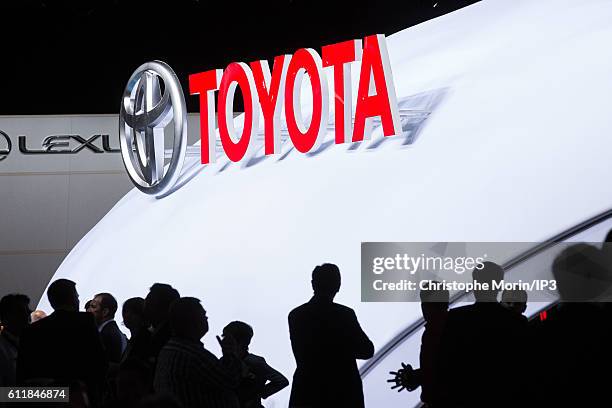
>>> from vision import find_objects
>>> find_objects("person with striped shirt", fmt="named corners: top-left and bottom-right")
top-left (154, 297), bottom-right (242, 408)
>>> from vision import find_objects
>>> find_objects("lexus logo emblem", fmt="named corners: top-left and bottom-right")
top-left (119, 61), bottom-right (187, 197)
top-left (0, 130), bottom-right (11, 161)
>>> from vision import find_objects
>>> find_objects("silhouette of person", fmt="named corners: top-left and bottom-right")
top-left (89, 292), bottom-right (128, 364)
top-left (123, 297), bottom-right (147, 339)
top-left (419, 285), bottom-right (449, 405)
top-left (101, 358), bottom-right (152, 408)
top-left (121, 297), bottom-right (152, 364)
top-left (534, 244), bottom-right (612, 407)
top-left (154, 297), bottom-right (241, 408)
top-left (501, 289), bottom-right (528, 318)
top-left (142, 284), bottom-right (180, 365)
top-left (288, 263), bottom-right (374, 408)
top-left (0, 294), bottom-right (31, 386)
top-left (222, 321), bottom-right (289, 408)
top-left (436, 262), bottom-right (528, 408)
top-left (17, 279), bottom-right (107, 403)
top-left (388, 284), bottom-right (449, 403)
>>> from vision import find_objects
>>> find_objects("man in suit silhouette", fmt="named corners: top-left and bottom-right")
top-left (534, 244), bottom-right (612, 407)
top-left (89, 292), bottom-right (127, 363)
top-left (17, 279), bottom-right (107, 401)
top-left (288, 263), bottom-right (374, 408)
top-left (436, 262), bottom-right (528, 408)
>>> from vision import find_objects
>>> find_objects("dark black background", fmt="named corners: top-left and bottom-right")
top-left (0, 0), bottom-right (478, 114)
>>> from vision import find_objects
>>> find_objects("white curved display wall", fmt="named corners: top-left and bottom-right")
top-left (40, 0), bottom-right (612, 406)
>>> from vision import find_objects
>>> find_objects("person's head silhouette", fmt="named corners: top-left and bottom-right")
top-left (420, 284), bottom-right (449, 322)
top-left (501, 289), bottom-right (528, 315)
top-left (123, 297), bottom-right (146, 332)
top-left (552, 243), bottom-right (610, 302)
top-left (311, 263), bottom-right (341, 301)
top-left (89, 292), bottom-right (118, 326)
top-left (223, 321), bottom-right (253, 358)
top-left (144, 283), bottom-right (180, 329)
top-left (0, 294), bottom-right (31, 336)
top-left (169, 297), bottom-right (208, 341)
top-left (47, 279), bottom-right (79, 312)
top-left (472, 261), bottom-right (504, 302)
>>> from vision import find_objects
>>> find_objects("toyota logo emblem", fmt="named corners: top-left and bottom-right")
top-left (0, 130), bottom-right (12, 161)
top-left (119, 61), bottom-right (187, 197)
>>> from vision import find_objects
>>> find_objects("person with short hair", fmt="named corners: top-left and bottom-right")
top-left (501, 289), bottom-right (528, 317)
top-left (0, 294), bottom-right (31, 386)
top-left (89, 292), bottom-right (128, 363)
top-left (534, 244), bottom-right (612, 406)
top-left (288, 263), bottom-right (374, 408)
top-left (436, 262), bottom-right (528, 408)
top-left (121, 297), bottom-right (151, 364)
top-left (17, 279), bottom-right (107, 403)
top-left (123, 297), bottom-right (146, 338)
top-left (223, 321), bottom-right (288, 408)
top-left (142, 283), bottom-right (180, 364)
top-left (154, 297), bottom-right (241, 408)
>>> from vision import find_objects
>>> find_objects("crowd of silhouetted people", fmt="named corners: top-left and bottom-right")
top-left (388, 239), bottom-right (612, 408)
top-left (0, 263), bottom-right (372, 408)
top-left (2, 240), bottom-right (612, 408)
